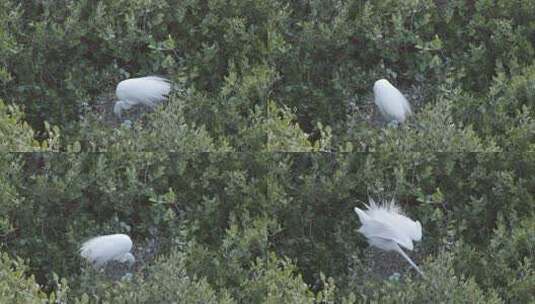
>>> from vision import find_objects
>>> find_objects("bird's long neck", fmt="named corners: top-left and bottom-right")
top-left (114, 100), bottom-right (133, 118)
top-left (395, 246), bottom-right (425, 278)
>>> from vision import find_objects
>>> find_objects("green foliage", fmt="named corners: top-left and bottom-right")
top-left (266, 101), bottom-right (333, 152)
top-left (0, 0), bottom-right (534, 302)
top-left (454, 217), bottom-right (535, 303)
top-left (70, 94), bottom-right (328, 152)
top-left (72, 100), bottom-right (226, 152)
top-left (0, 154), bottom-right (22, 242)
top-left (361, 250), bottom-right (504, 303)
top-left (76, 246), bottom-right (336, 304)
top-left (345, 95), bottom-right (499, 153)
top-left (238, 254), bottom-right (333, 304)
top-left (0, 253), bottom-right (68, 303)
top-left (0, 253), bottom-right (47, 303)
top-left (442, 0), bottom-right (535, 92)
top-left (0, 100), bottom-right (59, 151)
top-left (3, 151), bottom-right (533, 301)
top-left (451, 63), bottom-right (535, 151)
top-left (93, 250), bottom-right (234, 304)
top-left (0, 0), bottom-right (533, 150)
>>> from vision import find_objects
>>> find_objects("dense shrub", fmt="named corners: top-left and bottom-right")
top-left (0, 101), bottom-right (36, 150)
top-left (360, 250), bottom-right (504, 303)
top-left (450, 63), bottom-right (535, 151)
top-left (73, 246), bottom-right (336, 303)
top-left (441, 0), bottom-right (535, 92)
top-left (0, 253), bottom-right (68, 303)
top-left (0, 0), bottom-right (534, 302)
top-left (2, 152), bottom-right (533, 301)
top-left (1, 0), bottom-right (533, 150)
top-left (81, 250), bottom-right (234, 304)
top-left (453, 216), bottom-right (535, 303)
top-left (0, 100), bottom-right (59, 151)
top-left (0, 153), bottom-right (24, 246)
top-left (342, 88), bottom-right (500, 152)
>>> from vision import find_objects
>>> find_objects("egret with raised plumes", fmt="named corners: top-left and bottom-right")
top-left (354, 198), bottom-right (424, 277)
top-left (80, 234), bottom-right (135, 268)
top-left (373, 79), bottom-right (412, 124)
top-left (113, 76), bottom-right (171, 119)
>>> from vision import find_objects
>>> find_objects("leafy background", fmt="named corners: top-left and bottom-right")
top-left (0, 0), bottom-right (533, 303)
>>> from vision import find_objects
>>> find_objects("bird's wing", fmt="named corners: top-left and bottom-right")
top-left (373, 95), bottom-right (388, 116)
top-left (80, 237), bottom-right (111, 266)
top-left (354, 207), bottom-right (371, 223)
top-left (365, 200), bottom-right (422, 242)
top-left (374, 87), bottom-right (404, 120)
top-left (400, 94), bottom-right (412, 116)
top-left (387, 213), bottom-right (422, 242)
top-left (80, 234), bottom-right (132, 266)
top-left (373, 80), bottom-right (412, 122)
top-left (116, 77), bottom-right (171, 107)
top-left (143, 76), bottom-right (170, 83)
top-left (358, 217), bottom-right (414, 250)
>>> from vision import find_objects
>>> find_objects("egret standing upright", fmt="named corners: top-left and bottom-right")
top-left (113, 76), bottom-right (171, 119)
top-left (354, 198), bottom-right (424, 277)
top-left (373, 79), bottom-right (412, 124)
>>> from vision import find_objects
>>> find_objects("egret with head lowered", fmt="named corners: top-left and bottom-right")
top-left (373, 79), bottom-right (412, 125)
top-left (80, 234), bottom-right (135, 269)
top-left (354, 198), bottom-right (424, 277)
top-left (113, 76), bottom-right (171, 119)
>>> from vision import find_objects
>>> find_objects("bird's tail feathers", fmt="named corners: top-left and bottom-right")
top-left (365, 197), bottom-right (402, 214)
top-left (354, 207), bottom-right (370, 222)
top-left (144, 75), bottom-right (170, 82)
top-left (365, 197), bottom-right (376, 210)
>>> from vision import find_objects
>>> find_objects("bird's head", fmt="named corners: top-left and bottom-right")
top-left (116, 252), bottom-right (135, 265)
top-left (113, 101), bottom-right (133, 120)
top-left (373, 79), bottom-right (391, 90)
top-left (113, 101), bottom-right (125, 119)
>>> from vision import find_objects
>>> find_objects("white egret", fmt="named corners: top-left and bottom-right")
top-left (373, 79), bottom-right (412, 124)
top-left (354, 198), bottom-right (424, 277)
top-left (113, 76), bottom-right (171, 119)
top-left (80, 234), bottom-right (135, 268)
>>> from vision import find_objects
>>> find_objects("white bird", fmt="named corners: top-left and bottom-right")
top-left (373, 79), bottom-right (412, 124)
top-left (354, 198), bottom-right (424, 277)
top-left (80, 234), bottom-right (135, 268)
top-left (113, 76), bottom-right (171, 119)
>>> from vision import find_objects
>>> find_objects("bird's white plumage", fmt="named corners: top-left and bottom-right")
top-left (80, 234), bottom-right (135, 268)
top-left (354, 198), bottom-right (424, 276)
top-left (362, 199), bottom-right (422, 245)
top-left (113, 76), bottom-right (171, 118)
top-left (373, 79), bottom-right (412, 123)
